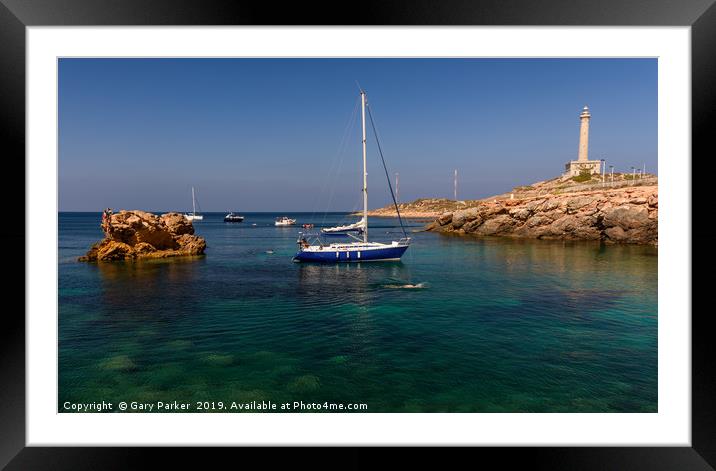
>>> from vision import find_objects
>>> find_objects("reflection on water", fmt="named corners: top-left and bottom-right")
top-left (93, 257), bottom-right (204, 323)
top-left (96, 256), bottom-right (204, 286)
top-left (295, 262), bottom-right (407, 308)
top-left (59, 212), bottom-right (657, 412)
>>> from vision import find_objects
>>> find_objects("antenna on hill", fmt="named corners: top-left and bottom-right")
top-left (395, 172), bottom-right (399, 204)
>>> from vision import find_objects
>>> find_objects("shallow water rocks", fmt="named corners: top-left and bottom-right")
top-left (287, 375), bottom-right (321, 393)
top-left (99, 355), bottom-right (136, 371)
top-left (203, 353), bottom-right (235, 366)
top-left (79, 210), bottom-right (206, 261)
top-left (427, 186), bottom-right (657, 245)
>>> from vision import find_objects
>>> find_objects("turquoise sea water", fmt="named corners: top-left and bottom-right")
top-left (59, 212), bottom-right (657, 412)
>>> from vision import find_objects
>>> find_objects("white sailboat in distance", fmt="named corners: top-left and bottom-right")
top-left (184, 186), bottom-right (204, 221)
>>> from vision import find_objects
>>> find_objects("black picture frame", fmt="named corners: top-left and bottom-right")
top-left (1, 0), bottom-right (711, 469)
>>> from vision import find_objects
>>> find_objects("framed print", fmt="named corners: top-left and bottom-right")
top-left (1, 0), bottom-right (713, 468)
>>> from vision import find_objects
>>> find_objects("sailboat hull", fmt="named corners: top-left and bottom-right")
top-left (293, 243), bottom-right (408, 263)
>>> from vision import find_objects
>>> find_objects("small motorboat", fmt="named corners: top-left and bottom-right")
top-left (275, 217), bottom-right (297, 226)
top-left (302, 223), bottom-right (314, 229)
top-left (224, 212), bottom-right (245, 223)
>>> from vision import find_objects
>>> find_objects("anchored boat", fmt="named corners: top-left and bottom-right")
top-left (184, 187), bottom-right (203, 221)
top-left (321, 217), bottom-right (365, 237)
top-left (224, 212), bottom-right (244, 222)
top-left (275, 216), bottom-right (297, 226)
top-left (293, 89), bottom-right (410, 263)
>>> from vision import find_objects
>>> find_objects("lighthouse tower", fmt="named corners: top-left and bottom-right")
top-left (564, 105), bottom-right (602, 177)
top-left (577, 105), bottom-right (591, 162)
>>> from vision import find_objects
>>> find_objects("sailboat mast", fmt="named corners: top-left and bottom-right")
top-left (192, 187), bottom-right (196, 215)
top-left (361, 90), bottom-right (368, 243)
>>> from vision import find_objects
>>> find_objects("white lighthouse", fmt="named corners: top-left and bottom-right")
top-left (564, 105), bottom-right (602, 177)
top-left (577, 105), bottom-right (591, 162)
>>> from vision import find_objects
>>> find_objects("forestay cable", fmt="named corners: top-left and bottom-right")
top-left (365, 101), bottom-right (407, 238)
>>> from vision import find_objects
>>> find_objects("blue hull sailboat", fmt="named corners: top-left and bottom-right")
top-left (293, 89), bottom-right (410, 263)
top-left (294, 241), bottom-right (409, 262)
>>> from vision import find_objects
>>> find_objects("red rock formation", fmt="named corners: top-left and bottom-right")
top-left (426, 186), bottom-right (657, 245)
top-left (79, 210), bottom-right (206, 261)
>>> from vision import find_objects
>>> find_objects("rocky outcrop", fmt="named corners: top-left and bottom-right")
top-left (79, 210), bottom-right (207, 261)
top-left (425, 186), bottom-right (657, 245)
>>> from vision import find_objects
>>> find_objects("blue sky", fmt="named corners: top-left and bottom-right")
top-left (59, 58), bottom-right (657, 212)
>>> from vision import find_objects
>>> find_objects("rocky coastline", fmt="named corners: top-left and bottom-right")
top-left (79, 210), bottom-right (207, 262)
top-left (425, 186), bottom-right (657, 245)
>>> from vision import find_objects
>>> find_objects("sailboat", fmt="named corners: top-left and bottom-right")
top-left (321, 217), bottom-right (365, 237)
top-left (293, 89), bottom-right (410, 262)
top-left (184, 187), bottom-right (204, 221)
